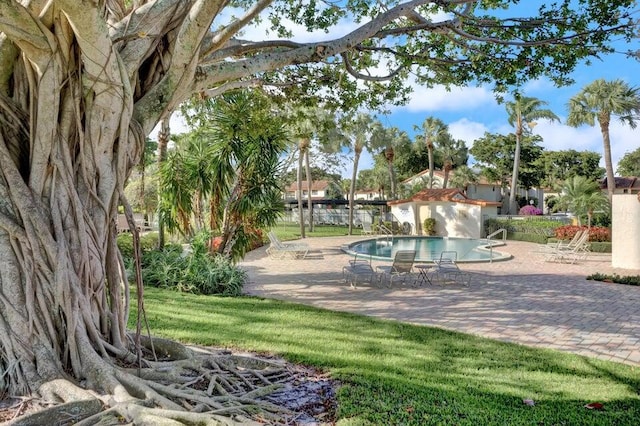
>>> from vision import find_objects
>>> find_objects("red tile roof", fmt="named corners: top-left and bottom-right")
top-left (388, 188), bottom-right (501, 207)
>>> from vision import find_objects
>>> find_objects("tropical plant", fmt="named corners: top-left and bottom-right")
top-left (557, 176), bottom-right (610, 228)
top-left (160, 90), bottom-right (287, 260)
top-left (567, 79), bottom-right (640, 200)
top-left (448, 165), bottom-right (479, 193)
top-left (370, 122), bottom-right (411, 200)
top-left (505, 95), bottom-right (559, 214)
top-left (415, 117), bottom-right (449, 188)
top-left (285, 106), bottom-right (341, 235)
top-left (438, 135), bottom-right (469, 188)
top-left (1, 0), bottom-right (636, 422)
top-left (342, 113), bottom-right (375, 234)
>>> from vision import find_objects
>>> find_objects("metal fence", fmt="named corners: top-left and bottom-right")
top-left (279, 209), bottom-right (374, 227)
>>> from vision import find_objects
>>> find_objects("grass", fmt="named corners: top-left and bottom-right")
top-left (270, 222), bottom-right (367, 240)
top-left (134, 288), bottom-right (640, 425)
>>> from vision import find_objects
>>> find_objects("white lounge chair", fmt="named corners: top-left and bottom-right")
top-left (266, 231), bottom-right (309, 259)
top-left (361, 221), bottom-right (374, 236)
top-left (431, 251), bottom-right (471, 286)
top-left (544, 231), bottom-right (590, 264)
top-left (376, 250), bottom-right (416, 287)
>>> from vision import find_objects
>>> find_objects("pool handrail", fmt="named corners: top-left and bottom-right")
top-left (485, 228), bottom-right (507, 263)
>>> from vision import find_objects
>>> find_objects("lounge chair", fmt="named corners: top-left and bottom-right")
top-left (361, 221), bottom-right (374, 236)
top-left (544, 231), bottom-right (590, 264)
top-left (375, 250), bottom-right (416, 287)
top-left (342, 253), bottom-right (375, 288)
top-left (431, 251), bottom-right (471, 286)
top-left (266, 231), bottom-right (309, 259)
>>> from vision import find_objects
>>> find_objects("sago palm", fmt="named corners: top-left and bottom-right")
top-left (567, 79), bottom-right (640, 201)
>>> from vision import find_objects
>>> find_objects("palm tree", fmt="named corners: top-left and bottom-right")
top-left (506, 95), bottom-right (559, 214)
top-left (286, 106), bottom-right (340, 235)
top-left (448, 165), bottom-right (479, 194)
top-left (437, 135), bottom-right (469, 188)
top-left (415, 117), bottom-right (448, 189)
top-left (567, 79), bottom-right (640, 201)
top-left (343, 113), bottom-right (375, 234)
top-left (557, 175), bottom-right (609, 227)
top-left (370, 123), bottom-right (410, 200)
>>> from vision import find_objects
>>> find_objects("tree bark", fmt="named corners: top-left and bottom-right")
top-left (348, 148), bottom-right (362, 235)
top-left (598, 112), bottom-right (615, 202)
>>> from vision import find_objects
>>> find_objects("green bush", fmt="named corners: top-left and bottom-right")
top-left (485, 217), bottom-right (560, 237)
top-left (506, 232), bottom-right (549, 244)
top-left (587, 242), bottom-right (611, 253)
top-left (141, 247), bottom-right (246, 296)
top-left (422, 218), bottom-right (436, 236)
top-left (117, 232), bottom-right (160, 260)
top-left (586, 273), bottom-right (640, 286)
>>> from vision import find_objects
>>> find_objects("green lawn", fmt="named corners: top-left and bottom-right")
top-left (270, 222), bottom-right (366, 240)
top-left (135, 288), bottom-right (640, 425)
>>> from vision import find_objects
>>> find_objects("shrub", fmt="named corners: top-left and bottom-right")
top-left (423, 218), bottom-right (436, 236)
top-left (586, 273), bottom-right (640, 286)
top-left (117, 232), bottom-right (160, 260)
top-left (484, 217), bottom-right (559, 237)
top-left (506, 232), bottom-right (549, 244)
top-left (553, 225), bottom-right (611, 242)
top-left (518, 205), bottom-right (543, 215)
top-left (141, 248), bottom-right (246, 296)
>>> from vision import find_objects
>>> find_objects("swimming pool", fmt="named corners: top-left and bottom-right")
top-left (344, 236), bottom-right (512, 263)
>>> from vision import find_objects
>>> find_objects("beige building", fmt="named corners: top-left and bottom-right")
top-left (387, 188), bottom-right (501, 238)
top-left (284, 180), bottom-right (331, 200)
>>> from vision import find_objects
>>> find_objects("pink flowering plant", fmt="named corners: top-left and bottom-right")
top-left (519, 205), bottom-right (543, 215)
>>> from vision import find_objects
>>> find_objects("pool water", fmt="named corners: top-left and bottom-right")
top-left (345, 236), bottom-right (511, 263)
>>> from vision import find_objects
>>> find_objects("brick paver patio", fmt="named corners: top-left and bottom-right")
top-left (240, 236), bottom-right (640, 366)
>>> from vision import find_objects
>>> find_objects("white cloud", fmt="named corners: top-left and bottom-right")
top-left (397, 83), bottom-right (495, 113)
top-left (448, 118), bottom-right (489, 144)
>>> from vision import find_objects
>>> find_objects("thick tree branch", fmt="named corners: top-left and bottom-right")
top-left (201, 0), bottom-right (273, 59)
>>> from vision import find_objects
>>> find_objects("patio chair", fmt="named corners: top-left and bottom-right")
top-left (361, 221), bottom-right (374, 236)
top-left (342, 253), bottom-right (375, 288)
top-left (544, 231), bottom-right (590, 264)
top-left (431, 251), bottom-right (471, 286)
top-left (266, 231), bottom-right (309, 259)
top-left (375, 250), bottom-right (416, 287)
top-left (537, 230), bottom-right (585, 255)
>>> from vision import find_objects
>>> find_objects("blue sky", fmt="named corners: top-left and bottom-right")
top-left (154, 3), bottom-right (640, 178)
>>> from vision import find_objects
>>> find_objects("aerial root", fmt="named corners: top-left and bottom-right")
top-left (4, 345), bottom-right (323, 425)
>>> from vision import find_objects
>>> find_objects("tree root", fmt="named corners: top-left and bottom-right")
top-left (3, 341), bottom-right (338, 426)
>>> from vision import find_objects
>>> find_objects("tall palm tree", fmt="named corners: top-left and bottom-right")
top-left (506, 95), bottom-right (559, 214)
top-left (415, 117), bottom-right (448, 189)
top-left (285, 106), bottom-right (341, 235)
top-left (438, 135), bottom-right (469, 188)
top-left (557, 175), bottom-right (609, 228)
top-left (370, 122), bottom-right (409, 200)
top-left (343, 113), bottom-right (374, 234)
top-left (567, 79), bottom-right (640, 201)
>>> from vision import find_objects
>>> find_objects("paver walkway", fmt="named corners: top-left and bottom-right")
top-left (240, 236), bottom-right (640, 366)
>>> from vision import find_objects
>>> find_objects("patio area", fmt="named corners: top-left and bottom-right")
top-left (240, 236), bottom-right (640, 366)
